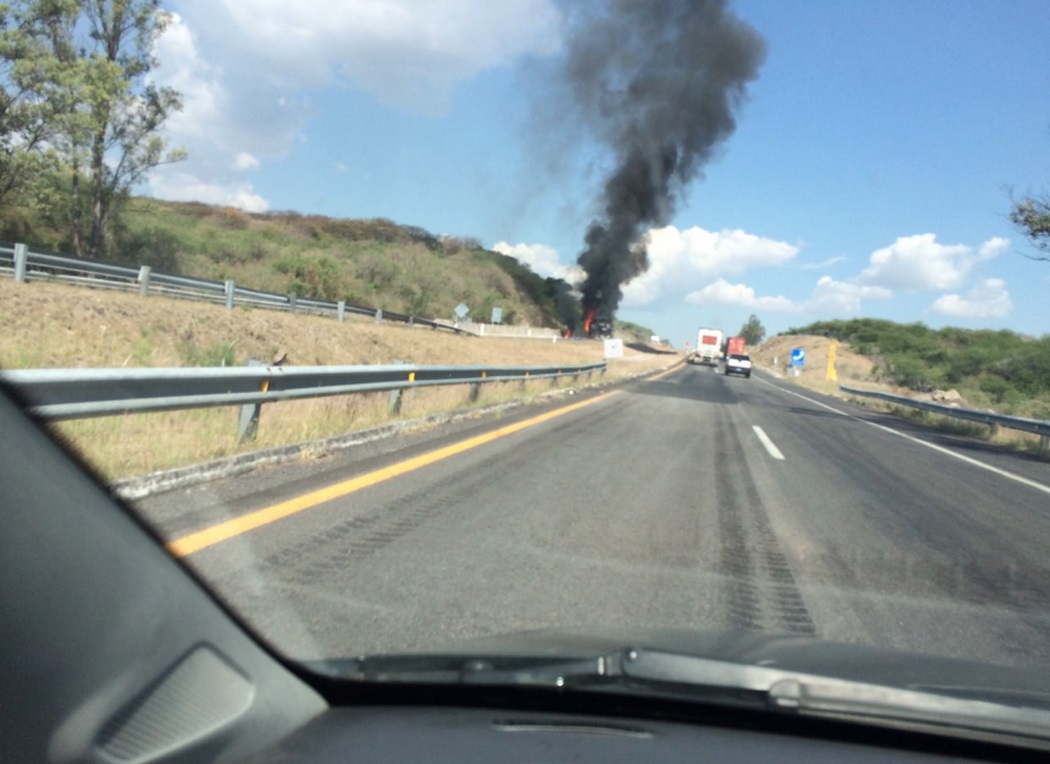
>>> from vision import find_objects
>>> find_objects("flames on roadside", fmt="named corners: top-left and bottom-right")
top-left (582, 306), bottom-right (597, 336)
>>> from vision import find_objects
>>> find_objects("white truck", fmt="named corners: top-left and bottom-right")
top-left (690, 328), bottom-right (724, 366)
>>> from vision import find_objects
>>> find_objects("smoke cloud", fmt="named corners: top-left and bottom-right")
top-left (564, 0), bottom-right (766, 322)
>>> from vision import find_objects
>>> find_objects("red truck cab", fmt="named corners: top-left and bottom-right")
top-left (725, 336), bottom-right (746, 358)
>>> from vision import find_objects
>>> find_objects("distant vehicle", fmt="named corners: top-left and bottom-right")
top-left (690, 328), bottom-right (723, 366)
top-left (725, 353), bottom-right (752, 378)
top-left (725, 336), bottom-right (746, 358)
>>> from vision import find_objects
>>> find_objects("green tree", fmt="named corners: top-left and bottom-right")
top-left (1010, 192), bottom-right (1050, 259)
top-left (0, 0), bottom-right (74, 208)
top-left (739, 313), bottom-right (765, 345)
top-left (78, 0), bottom-right (184, 258)
top-left (0, 0), bottom-right (184, 256)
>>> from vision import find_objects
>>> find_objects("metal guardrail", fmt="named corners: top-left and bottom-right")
top-left (840, 384), bottom-right (1050, 449)
top-left (2, 361), bottom-right (607, 422)
top-left (0, 242), bottom-right (478, 335)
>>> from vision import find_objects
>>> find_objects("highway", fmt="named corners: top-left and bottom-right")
top-left (138, 364), bottom-right (1050, 667)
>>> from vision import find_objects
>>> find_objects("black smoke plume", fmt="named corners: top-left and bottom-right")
top-left (565, 0), bottom-right (766, 323)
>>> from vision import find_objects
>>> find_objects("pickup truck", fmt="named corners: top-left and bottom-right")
top-left (724, 353), bottom-right (752, 378)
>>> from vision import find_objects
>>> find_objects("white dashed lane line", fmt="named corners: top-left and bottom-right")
top-left (754, 374), bottom-right (1050, 498)
top-left (752, 425), bottom-right (785, 461)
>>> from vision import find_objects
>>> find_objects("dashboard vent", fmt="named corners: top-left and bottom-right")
top-left (97, 645), bottom-right (254, 762)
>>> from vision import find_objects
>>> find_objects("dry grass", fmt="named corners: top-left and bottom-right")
top-left (0, 280), bottom-right (604, 369)
top-left (2, 280), bottom-right (677, 479)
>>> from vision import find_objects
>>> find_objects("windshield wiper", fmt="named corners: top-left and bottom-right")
top-left (623, 649), bottom-right (1050, 748)
top-left (328, 647), bottom-right (1050, 749)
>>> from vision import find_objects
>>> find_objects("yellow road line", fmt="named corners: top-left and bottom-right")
top-left (167, 389), bottom-right (622, 557)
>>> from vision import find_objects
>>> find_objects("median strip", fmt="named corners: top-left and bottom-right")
top-left (166, 389), bottom-right (622, 557)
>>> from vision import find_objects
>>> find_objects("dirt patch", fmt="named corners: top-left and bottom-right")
top-left (751, 334), bottom-right (883, 397)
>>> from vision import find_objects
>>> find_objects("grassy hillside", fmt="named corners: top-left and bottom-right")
top-left (783, 318), bottom-right (1050, 418)
top-left (2, 197), bottom-right (656, 339)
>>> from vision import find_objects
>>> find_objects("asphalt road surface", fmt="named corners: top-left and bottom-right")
top-left (137, 365), bottom-right (1050, 667)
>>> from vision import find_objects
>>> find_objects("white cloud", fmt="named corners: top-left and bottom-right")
top-left (800, 255), bottom-right (846, 270)
top-left (806, 276), bottom-right (893, 315)
top-left (149, 170), bottom-right (270, 213)
top-left (860, 233), bottom-right (983, 291)
top-left (931, 278), bottom-right (1013, 319)
top-left (147, 13), bottom-right (283, 209)
top-left (686, 276), bottom-right (892, 317)
top-left (621, 225), bottom-right (799, 307)
top-left (686, 279), bottom-right (796, 311)
top-left (492, 241), bottom-right (583, 283)
top-left (151, 13), bottom-right (225, 140)
top-left (978, 236), bottom-right (1009, 261)
top-left (146, 3), bottom-right (564, 214)
top-left (198, 0), bottom-right (563, 114)
top-left (232, 152), bottom-right (260, 171)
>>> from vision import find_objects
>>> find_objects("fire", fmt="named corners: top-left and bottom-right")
top-left (583, 307), bottom-right (596, 336)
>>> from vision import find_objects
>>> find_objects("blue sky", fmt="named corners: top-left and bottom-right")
top-left (151, 1), bottom-right (1050, 346)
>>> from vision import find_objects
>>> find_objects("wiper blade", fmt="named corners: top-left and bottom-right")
top-left (323, 652), bottom-right (615, 689)
top-left (621, 649), bottom-right (1050, 748)
top-left (329, 647), bottom-right (1050, 748)
top-left (766, 676), bottom-right (1050, 747)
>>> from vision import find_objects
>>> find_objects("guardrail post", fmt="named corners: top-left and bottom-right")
top-left (138, 266), bottom-right (152, 296)
top-left (237, 359), bottom-right (267, 441)
top-left (337, 300), bottom-right (346, 322)
top-left (389, 360), bottom-right (409, 415)
top-left (1041, 434), bottom-right (1049, 454)
top-left (288, 293), bottom-right (297, 314)
top-left (224, 279), bottom-right (235, 310)
top-left (469, 370), bottom-right (488, 403)
top-left (13, 243), bottom-right (27, 283)
top-left (375, 309), bottom-right (383, 326)
top-left (551, 371), bottom-right (560, 388)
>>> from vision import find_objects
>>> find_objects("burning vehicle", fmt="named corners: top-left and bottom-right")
top-left (582, 306), bottom-right (614, 339)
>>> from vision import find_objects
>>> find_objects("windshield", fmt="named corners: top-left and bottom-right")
top-left (3, 0), bottom-right (1050, 739)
